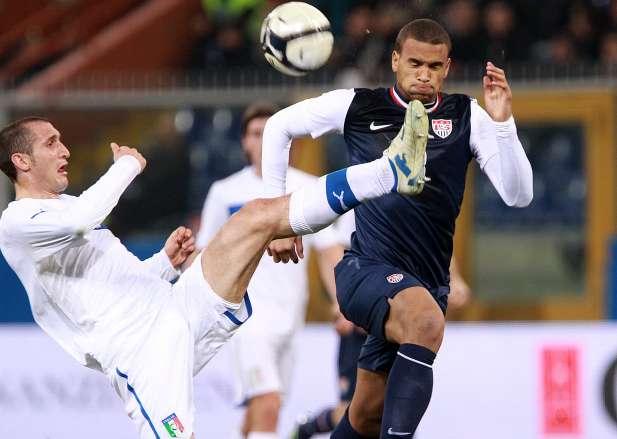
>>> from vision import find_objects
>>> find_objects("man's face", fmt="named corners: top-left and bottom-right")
top-left (242, 116), bottom-right (269, 171)
top-left (392, 38), bottom-right (451, 103)
top-left (17, 121), bottom-right (70, 194)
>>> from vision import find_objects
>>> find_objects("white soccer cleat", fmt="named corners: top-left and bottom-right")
top-left (384, 99), bottom-right (429, 196)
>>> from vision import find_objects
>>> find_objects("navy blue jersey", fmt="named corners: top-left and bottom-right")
top-left (344, 87), bottom-right (473, 292)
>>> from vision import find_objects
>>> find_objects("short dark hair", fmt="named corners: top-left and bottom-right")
top-left (394, 19), bottom-right (452, 54)
top-left (0, 116), bottom-right (49, 182)
top-left (241, 102), bottom-right (278, 137)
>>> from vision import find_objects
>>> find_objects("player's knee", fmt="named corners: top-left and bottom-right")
top-left (242, 199), bottom-right (278, 233)
top-left (387, 289), bottom-right (445, 350)
top-left (411, 312), bottom-right (445, 347)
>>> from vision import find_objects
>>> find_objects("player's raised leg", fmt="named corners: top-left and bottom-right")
top-left (201, 99), bottom-right (428, 306)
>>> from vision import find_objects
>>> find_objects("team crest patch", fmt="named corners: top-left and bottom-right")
top-left (386, 273), bottom-right (404, 284)
top-left (431, 119), bottom-right (452, 139)
top-left (162, 413), bottom-right (185, 437)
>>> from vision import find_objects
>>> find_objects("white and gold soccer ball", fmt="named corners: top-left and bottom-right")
top-left (260, 2), bottom-right (333, 76)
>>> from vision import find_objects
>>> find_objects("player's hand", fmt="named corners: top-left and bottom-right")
top-left (482, 62), bottom-right (512, 122)
top-left (332, 304), bottom-right (354, 336)
top-left (111, 142), bottom-right (147, 173)
top-left (164, 226), bottom-right (196, 269)
top-left (448, 273), bottom-right (472, 310)
top-left (267, 236), bottom-right (304, 264)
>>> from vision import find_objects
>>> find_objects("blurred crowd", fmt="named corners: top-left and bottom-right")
top-left (192, 0), bottom-right (617, 74)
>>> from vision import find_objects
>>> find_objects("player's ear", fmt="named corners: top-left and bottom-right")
top-left (11, 152), bottom-right (32, 173)
top-left (444, 58), bottom-right (451, 78)
top-left (391, 50), bottom-right (400, 73)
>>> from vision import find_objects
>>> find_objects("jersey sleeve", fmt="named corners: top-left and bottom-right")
top-left (261, 88), bottom-right (356, 197)
top-left (142, 249), bottom-right (180, 282)
top-left (470, 99), bottom-right (533, 207)
top-left (195, 181), bottom-right (229, 250)
top-left (8, 155), bottom-right (141, 261)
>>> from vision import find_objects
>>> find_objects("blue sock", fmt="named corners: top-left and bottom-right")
top-left (380, 344), bottom-right (435, 438)
top-left (331, 409), bottom-right (375, 439)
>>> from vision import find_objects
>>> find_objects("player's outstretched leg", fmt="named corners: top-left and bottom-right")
top-left (202, 100), bottom-right (428, 306)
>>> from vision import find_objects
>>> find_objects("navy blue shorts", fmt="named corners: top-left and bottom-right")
top-left (335, 254), bottom-right (448, 372)
top-left (337, 330), bottom-right (367, 402)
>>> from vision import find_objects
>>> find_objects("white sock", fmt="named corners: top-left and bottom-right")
top-left (289, 155), bottom-right (394, 234)
top-left (247, 432), bottom-right (278, 439)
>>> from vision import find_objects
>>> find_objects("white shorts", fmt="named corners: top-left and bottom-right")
top-left (232, 309), bottom-right (297, 403)
top-left (109, 258), bottom-right (252, 439)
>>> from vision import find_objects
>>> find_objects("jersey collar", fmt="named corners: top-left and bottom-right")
top-left (389, 85), bottom-right (441, 114)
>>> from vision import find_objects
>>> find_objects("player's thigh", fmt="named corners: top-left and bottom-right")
top-left (231, 317), bottom-right (285, 403)
top-left (111, 307), bottom-right (195, 439)
top-left (173, 258), bottom-right (253, 375)
top-left (334, 254), bottom-right (424, 340)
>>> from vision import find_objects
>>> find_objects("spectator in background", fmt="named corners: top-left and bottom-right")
top-left (604, 0), bottom-right (617, 32)
top-left (192, 18), bottom-right (256, 69)
top-left (548, 33), bottom-right (578, 64)
top-left (600, 32), bottom-right (617, 63)
top-left (482, 0), bottom-right (530, 62)
top-left (566, 2), bottom-right (597, 60)
top-left (201, 0), bottom-right (267, 41)
top-left (330, 5), bottom-right (372, 69)
top-left (332, 2), bottom-right (415, 81)
top-left (311, 0), bottom-right (357, 37)
top-left (441, 0), bottom-right (483, 62)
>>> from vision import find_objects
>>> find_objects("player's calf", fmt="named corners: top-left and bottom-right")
top-left (380, 287), bottom-right (443, 438)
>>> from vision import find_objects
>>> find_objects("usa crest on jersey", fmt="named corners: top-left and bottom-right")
top-left (431, 119), bottom-right (452, 139)
top-left (386, 273), bottom-right (404, 284)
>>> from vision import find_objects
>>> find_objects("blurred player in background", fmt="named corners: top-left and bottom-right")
top-left (290, 213), bottom-right (471, 439)
top-left (0, 99), bottom-right (429, 438)
top-left (196, 103), bottom-right (344, 439)
top-left (261, 18), bottom-right (532, 439)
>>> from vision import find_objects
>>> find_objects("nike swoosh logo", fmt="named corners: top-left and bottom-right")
top-left (370, 121), bottom-right (393, 131)
top-left (387, 427), bottom-right (412, 436)
top-left (30, 209), bottom-right (47, 219)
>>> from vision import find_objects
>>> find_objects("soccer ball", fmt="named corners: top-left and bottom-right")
top-left (260, 2), bottom-right (333, 76)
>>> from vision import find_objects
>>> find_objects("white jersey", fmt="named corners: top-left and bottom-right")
top-left (197, 166), bottom-right (339, 329)
top-left (0, 156), bottom-right (178, 372)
